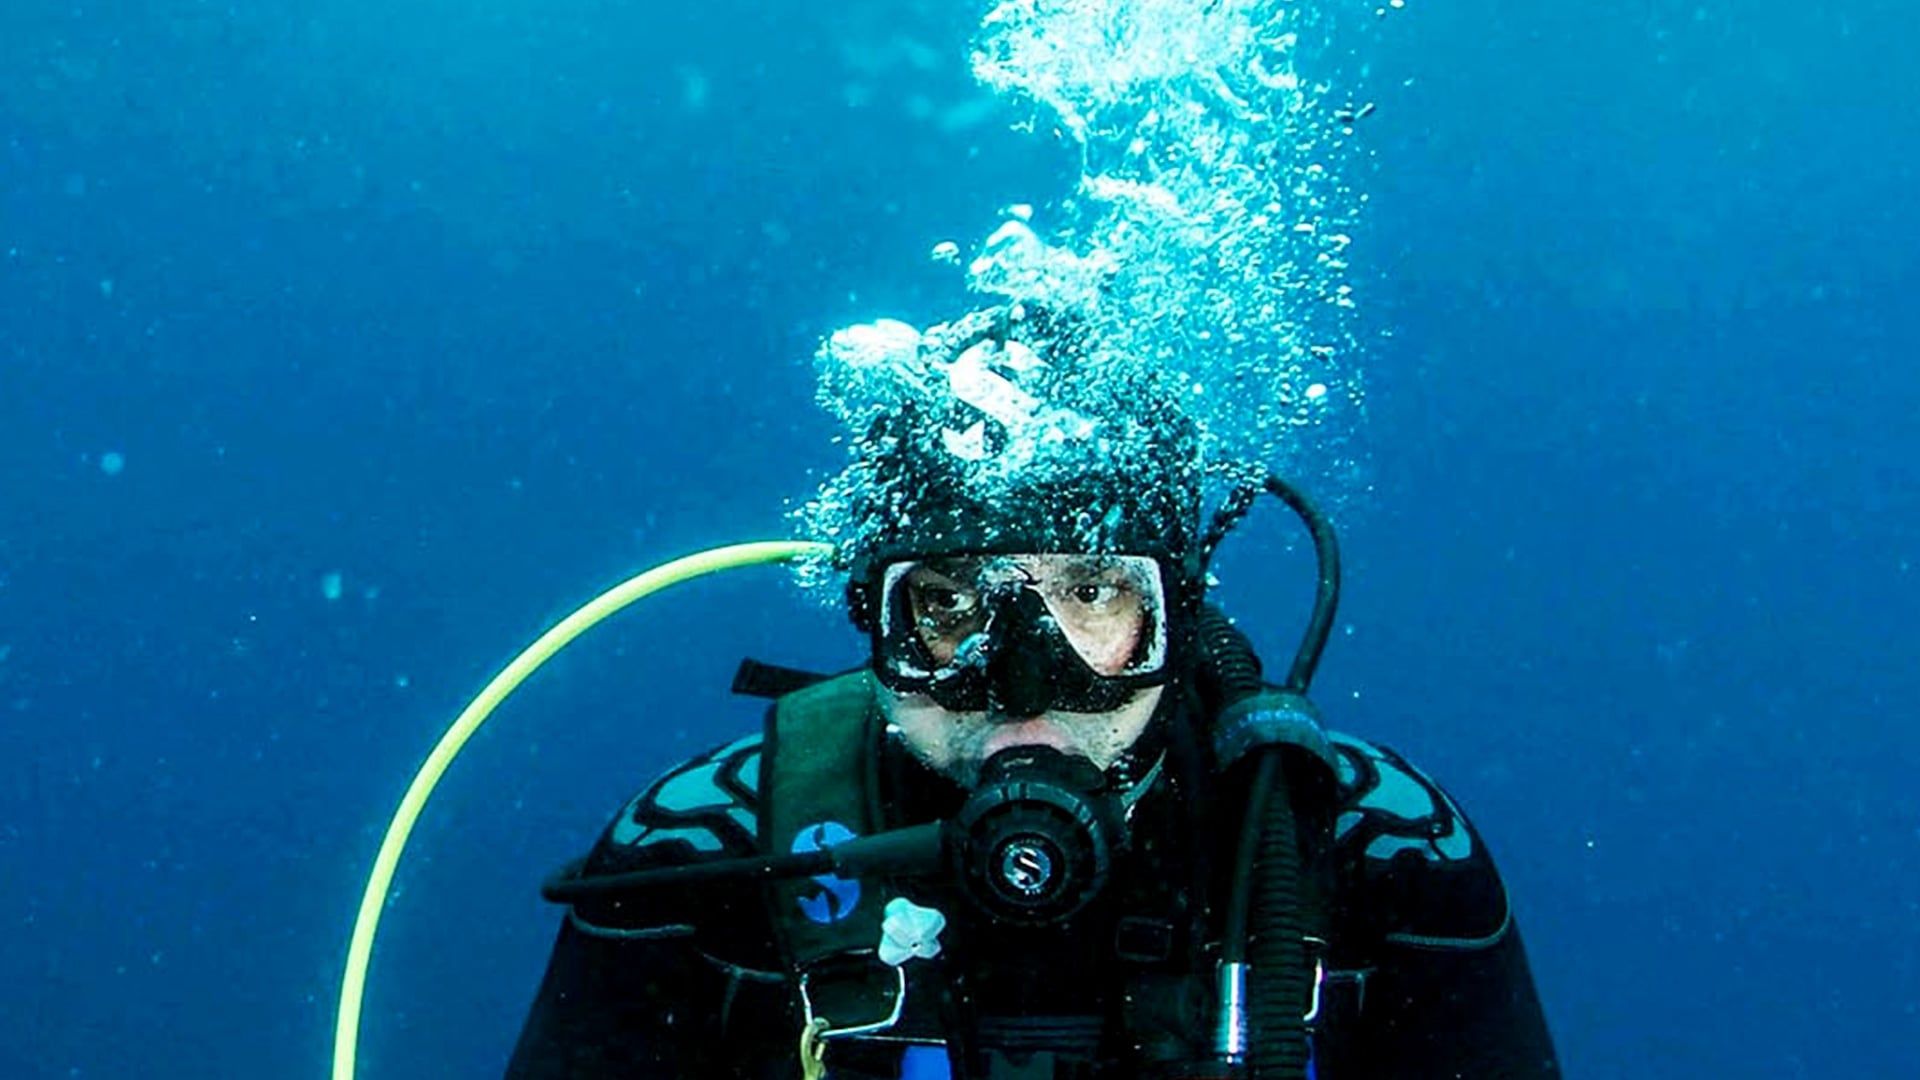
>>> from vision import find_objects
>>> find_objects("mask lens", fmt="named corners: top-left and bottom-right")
top-left (1033, 556), bottom-right (1164, 676)
top-left (894, 561), bottom-right (991, 672)
top-left (876, 555), bottom-right (1167, 684)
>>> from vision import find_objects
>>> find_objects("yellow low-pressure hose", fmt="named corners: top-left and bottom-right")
top-left (333, 540), bottom-right (835, 1080)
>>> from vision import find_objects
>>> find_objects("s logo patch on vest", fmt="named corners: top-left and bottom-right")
top-left (792, 820), bottom-right (862, 924)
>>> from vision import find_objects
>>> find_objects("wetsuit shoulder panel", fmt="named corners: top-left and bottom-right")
top-left (506, 733), bottom-right (793, 1078)
top-left (570, 732), bottom-right (778, 960)
top-left (1314, 733), bottom-right (1561, 1076)
top-left (592, 733), bottom-right (764, 873)
top-left (1325, 731), bottom-right (1510, 949)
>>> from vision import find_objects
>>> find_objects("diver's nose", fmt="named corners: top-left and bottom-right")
top-left (985, 590), bottom-right (1057, 720)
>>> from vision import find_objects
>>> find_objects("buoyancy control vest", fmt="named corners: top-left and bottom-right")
top-left (752, 669), bottom-right (1337, 1079)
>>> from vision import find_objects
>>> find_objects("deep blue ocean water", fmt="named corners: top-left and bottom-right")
top-left (3, 1), bottom-right (1916, 1076)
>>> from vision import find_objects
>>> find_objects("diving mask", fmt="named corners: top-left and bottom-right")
top-left (871, 553), bottom-right (1170, 716)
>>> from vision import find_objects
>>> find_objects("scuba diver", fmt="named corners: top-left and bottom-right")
top-left (504, 306), bottom-right (1560, 1078)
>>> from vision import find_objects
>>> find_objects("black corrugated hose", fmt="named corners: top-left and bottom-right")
top-left (1201, 608), bottom-right (1314, 1079)
top-left (1197, 471), bottom-right (1342, 1078)
top-left (1246, 752), bottom-right (1316, 1078)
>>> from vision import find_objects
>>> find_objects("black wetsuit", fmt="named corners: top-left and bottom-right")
top-left (507, 694), bottom-right (1559, 1078)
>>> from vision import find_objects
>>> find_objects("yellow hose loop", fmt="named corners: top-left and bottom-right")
top-left (333, 540), bottom-right (834, 1080)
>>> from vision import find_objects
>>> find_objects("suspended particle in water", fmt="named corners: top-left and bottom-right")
top-left (677, 66), bottom-right (710, 111)
top-left (99, 451), bottom-right (125, 476)
top-left (320, 571), bottom-right (344, 602)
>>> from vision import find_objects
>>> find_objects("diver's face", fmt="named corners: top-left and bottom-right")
top-left (872, 551), bottom-right (1170, 786)
top-left (882, 684), bottom-right (1165, 788)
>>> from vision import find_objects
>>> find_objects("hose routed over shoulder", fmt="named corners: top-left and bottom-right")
top-left (1201, 473), bottom-right (1342, 1078)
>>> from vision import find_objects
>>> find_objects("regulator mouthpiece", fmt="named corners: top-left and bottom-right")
top-left (948, 747), bottom-right (1123, 925)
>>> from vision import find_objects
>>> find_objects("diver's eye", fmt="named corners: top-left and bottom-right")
top-left (1068, 582), bottom-right (1121, 606)
top-left (920, 586), bottom-right (976, 616)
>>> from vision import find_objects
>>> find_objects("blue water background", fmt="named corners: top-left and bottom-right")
top-left (3, 1), bottom-right (1915, 1076)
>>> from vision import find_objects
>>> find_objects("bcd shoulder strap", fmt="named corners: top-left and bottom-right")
top-left (760, 670), bottom-right (937, 1039)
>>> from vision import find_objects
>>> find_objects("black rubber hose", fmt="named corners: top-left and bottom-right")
top-left (1220, 753), bottom-right (1273, 966)
top-left (1246, 754), bottom-right (1314, 1078)
top-left (1260, 474), bottom-right (1341, 695)
top-left (1197, 604), bottom-right (1265, 705)
top-left (1213, 475), bottom-right (1340, 1077)
top-left (541, 822), bottom-right (945, 904)
top-left (542, 848), bottom-right (835, 903)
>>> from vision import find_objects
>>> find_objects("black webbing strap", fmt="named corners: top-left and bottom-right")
top-left (731, 658), bottom-right (835, 700)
